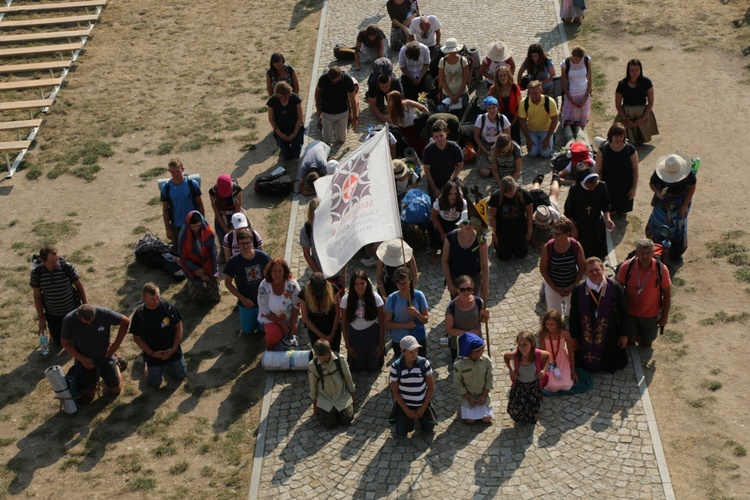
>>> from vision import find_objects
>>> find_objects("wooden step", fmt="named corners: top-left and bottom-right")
top-left (0, 99), bottom-right (54, 111)
top-left (0, 42), bottom-right (82, 58)
top-left (0, 140), bottom-right (31, 151)
top-left (0, 1), bottom-right (107, 14)
top-left (0, 60), bottom-right (71, 74)
top-left (0, 28), bottom-right (92, 44)
top-left (0, 77), bottom-right (63, 91)
top-left (0, 119), bottom-right (43, 131)
top-left (0, 14), bottom-right (99, 29)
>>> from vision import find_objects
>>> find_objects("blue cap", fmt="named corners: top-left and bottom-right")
top-left (458, 332), bottom-right (485, 357)
top-left (483, 96), bottom-right (499, 108)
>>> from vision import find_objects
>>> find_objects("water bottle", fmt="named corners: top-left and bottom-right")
top-left (692, 157), bottom-right (701, 174)
top-left (39, 330), bottom-right (50, 356)
top-left (367, 124), bottom-right (374, 134)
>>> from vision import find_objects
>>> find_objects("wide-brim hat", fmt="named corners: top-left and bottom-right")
top-left (655, 152), bottom-right (692, 183)
top-left (392, 160), bottom-right (407, 178)
top-left (376, 238), bottom-right (413, 267)
top-left (442, 38), bottom-right (463, 54)
top-left (486, 41), bottom-right (509, 62)
top-left (534, 205), bottom-right (552, 228)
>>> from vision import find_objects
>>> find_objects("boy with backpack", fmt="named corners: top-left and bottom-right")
top-left (160, 158), bottom-right (204, 241)
top-left (308, 339), bottom-right (356, 428)
top-left (388, 335), bottom-right (437, 439)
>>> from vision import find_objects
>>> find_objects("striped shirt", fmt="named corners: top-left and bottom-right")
top-left (29, 261), bottom-right (80, 316)
top-left (390, 358), bottom-right (433, 409)
top-left (547, 239), bottom-right (579, 288)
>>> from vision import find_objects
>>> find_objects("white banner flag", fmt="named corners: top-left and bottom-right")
top-left (312, 128), bottom-right (402, 277)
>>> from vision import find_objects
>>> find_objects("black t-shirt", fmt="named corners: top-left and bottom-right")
top-left (529, 188), bottom-right (551, 210)
top-left (129, 299), bottom-right (183, 366)
top-left (616, 77), bottom-right (653, 107)
top-left (489, 188), bottom-right (533, 226)
top-left (357, 28), bottom-right (386, 48)
top-left (387, 0), bottom-right (415, 25)
top-left (421, 140), bottom-right (463, 191)
top-left (365, 76), bottom-right (402, 111)
top-left (61, 307), bottom-right (123, 361)
top-left (223, 250), bottom-right (272, 304)
top-left (298, 285), bottom-right (339, 336)
top-left (317, 73), bottom-right (355, 114)
top-left (266, 93), bottom-right (302, 135)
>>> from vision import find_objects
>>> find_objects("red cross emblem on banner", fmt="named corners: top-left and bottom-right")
top-left (342, 174), bottom-right (360, 202)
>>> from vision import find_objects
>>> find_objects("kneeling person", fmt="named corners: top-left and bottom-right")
top-left (309, 340), bottom-right (355, 428)
top-left (130, 283), bottom-right (187, 387)
top-left (61, 304), bottom-right (130, 399)
top-left (453, 333), bottom-right (494, 424)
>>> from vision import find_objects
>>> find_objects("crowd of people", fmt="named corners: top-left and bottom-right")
top-left (30, 1), bottom-right (696, 438)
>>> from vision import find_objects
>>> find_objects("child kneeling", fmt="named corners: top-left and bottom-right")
top-left (453, 333), bottom-right (494, 424)
top-left (504, 331), bottom-right (550, 424)
top-left (308, 340), bottom-right (356, 428)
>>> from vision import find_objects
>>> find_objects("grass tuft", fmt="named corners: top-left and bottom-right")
top-left (734, 267), bottom-right (750, 283)
top-left (699, 311), bottom-right (750, 326)
top-left (139, 167), bottom-right (168, 181)
top-left (663, 329), bottom-right (684, 343)
top-left (707, 241), bottom-right (747, 258)
top-left (700, 379), bottom-right (723, 392)
top-left (127, 477), bottom-right (156, 492)
top-left (169, 461), bottom-right (189, 475)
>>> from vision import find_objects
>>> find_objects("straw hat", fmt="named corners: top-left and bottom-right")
top-left (486, 41), bottom-right (510, 62)
top-left (534, 205), bottom-right (552, 228)
top-left (376, 238), bottom-right (413, 267)
top-left (654, 152), bottom-right (692, 183)
top-left (442, 38), bottom-right (463, 54)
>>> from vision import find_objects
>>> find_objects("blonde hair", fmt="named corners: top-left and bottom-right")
top-left (516, 330), bottom-right (537, 362)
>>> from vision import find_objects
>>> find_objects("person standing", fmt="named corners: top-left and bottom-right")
top-left (160, 158), bottom-right (204, 242)
top-left (488, 176), bottom-right (533, 260)
top-left (315, 67), bottom-right (358, 144)
top-left (61, 304), bottom-right (130, 399)
top-left (31, 244), bottom-right (87, 345)
top-left (539, 217), bottom-right (585, 316)
top-left (595, 123), bottom-right (638, 216)
top-left (130, 283), bottom-right (187, 387)
top-left (617, 239), bottom-right (671, 347)
top-left (208, 174), bottom-right (242, 249)
top-left (267, 81), bottom-right (305, 160)
top-left (569, 257), bottom-right (628, 373)
top-left (224, 230), bottom-right (272, 336)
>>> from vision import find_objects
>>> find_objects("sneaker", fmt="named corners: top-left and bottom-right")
top-left (360, 256), bottom-right (378, 267)
top-left (533, 174), bottom-right (544, 185)
top-left (552, 172), bottom-right (560, 184)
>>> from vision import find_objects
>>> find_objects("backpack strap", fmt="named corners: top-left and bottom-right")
top-left (315, 358), bottom-right (325, 390)
top-left (535, 349), bottom-right (542, 372)
top-left (523, 95), bottom-right (550, 114)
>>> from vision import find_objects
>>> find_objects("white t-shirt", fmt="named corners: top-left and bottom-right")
top-left (563, 56), bottom-right (589, 95)
top-left (340, 291), bottom-right (384, 330)
top-left (408, 16), bottom-right (441, 47)
top-left (399, 42), bottom-right (431, 79)
top-left (432, 198), bottom-right (466, 223)
top-left (474, 113), bottom-right (511, 144)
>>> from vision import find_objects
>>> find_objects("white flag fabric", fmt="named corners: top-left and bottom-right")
top-left (312, 128), bottom-right (402, 277)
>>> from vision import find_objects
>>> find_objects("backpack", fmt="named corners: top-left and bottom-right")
top-left (479, 114), bottom-right (502, 139)
top-left (513, 349), bottom-right (548, 388)
top-left (523, 94), bottom-right (551, 115)
top-left (617, 255), bottom-right (664, 293)
top-left (333, 44), bottom-right (356, 61)
top-left (160, 174), bottom-right (201, 228)
top-left (226, 230), bottom-right (261, 253)
top-left (314, 357), bottom-right (344, 390)
top-left (400, 188), bottom-right (431, 225)
top-left (254, 170), bottom-right (293, 197)
top-left (564, 55), bottom-right (591, 79)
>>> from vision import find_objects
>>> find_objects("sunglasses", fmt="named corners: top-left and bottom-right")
top-left (458, 286), bottom-right (473, 293)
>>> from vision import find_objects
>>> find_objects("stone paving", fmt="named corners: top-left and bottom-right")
top-left (250, 0), bottom-right (672, 497)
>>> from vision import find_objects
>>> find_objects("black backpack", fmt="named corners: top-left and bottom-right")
top-left (314, 357), bottom-right (344, 390)
top-left (254, 171), bottom-right (293, 197)
top-left (523, 94), bottom-right (551, 115)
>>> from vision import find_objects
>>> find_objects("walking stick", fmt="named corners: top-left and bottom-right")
top-left (483, 319), bottom-right (491, 357)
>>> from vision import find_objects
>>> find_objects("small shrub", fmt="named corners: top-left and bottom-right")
top-left (701, 379), bottom-right (723, 392)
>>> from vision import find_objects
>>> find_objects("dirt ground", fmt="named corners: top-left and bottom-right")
top-left (1, 0), bottom-right (749, 497)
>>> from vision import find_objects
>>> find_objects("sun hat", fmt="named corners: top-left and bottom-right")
top-left (392, 160), bottom-right (407, 178)
top-left (376, 238), bottom-right (413, 267)
top-left (534, 205), bottom-right (552, 228)
top-left (483, 96), bottom-right (499, 108)
top-left (442, 38), bottom-right (463, 54)
top-left (654, 152), bottom-right (692, 183)
top-left (486, 41), bottom-right (510, 62)
top-left (592, 136), bottom-right (606, 152)
top-left (399, 335), bottom-right (420, 351)
top-left (216, 174), bottom-right (233, 198)
top-left (231, 212), bottom-right (249, 230)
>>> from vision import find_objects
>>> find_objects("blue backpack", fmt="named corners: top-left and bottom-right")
top-left (400, 189), bottom-right (431, 225)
